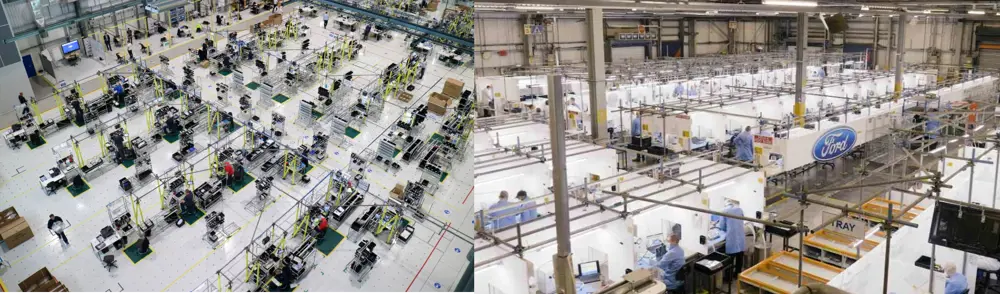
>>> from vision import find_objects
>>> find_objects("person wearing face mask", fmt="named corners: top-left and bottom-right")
top-left (515, 190), bottom-right (538, 222)
top-left (656, 232), bottom-right (685, 293)
top-left (487, 191), bottom-right (516, 229)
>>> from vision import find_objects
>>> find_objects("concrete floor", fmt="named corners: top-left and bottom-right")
top-left (0, 3), bottom-right (473, 292)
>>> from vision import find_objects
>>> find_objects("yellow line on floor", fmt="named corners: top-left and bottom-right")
top-left (159, 199), bottom-right (277, 291)
top-left (12, 207), bottom-right (108, 266)
top-left (52, 246), bottom-right (90, 271)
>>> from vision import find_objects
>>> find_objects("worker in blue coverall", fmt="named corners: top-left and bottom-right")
top-left (718, 200), bottom-right (746, 283)
top-left (656, 233), bottom-right (685, 293)
top-left (488, 191), bottom-right (516, 229)
top-left (632, 112), bottom-right (645, 162)
top-left (944, 262), bottom-right (969, 294)
top-left (515, 190), bottom-right (538, 223)
top-left (734, 126), bottom-right (754, 162)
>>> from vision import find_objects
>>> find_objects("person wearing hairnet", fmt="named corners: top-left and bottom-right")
top-left (718, 200), bottom-right (746, 283)
top-left (944, 262), bottom-right (969, 294)
top-left (515, 190), bottom-right (538, 222)
top-left (656, 233), bottom-right (685, 293)
top-left (734, 126), bottom-right (754, 162)
top-left (488, 191), bottom-right (517, 229)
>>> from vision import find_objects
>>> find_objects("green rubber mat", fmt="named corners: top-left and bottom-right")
top-left (272, 94), bottom-right (290, 103)
top-left (430, 133), bottom-right (444, 143)
top-left (229, 170), bottom-right (256, 193)
top-left (167, 91), bottom-right (182, 100)
top-left (182, 208), bottom-right (206, 225)
top-left (122, 159), bottom-right (135, 168)
top-left (302, 163), bottom-right (313, 175)
top-left (439, 172), bottom-right (449, 183)
top-left (74, 119), bottom-right (85, 127)
top-left (314, 228), bottom-right (345, 257)
top-left (124, 241), bottom-right (153, 264)
top-left (219, 68), bottom-right (233, 76)
top-left (67, 181), bottom-right (90, 197)
top-left (212, 122), bottom-right (242, 134)
top-left (27, 137), bottom-right (46, 150)
top-left (394, 149), bottom-right (401, 158)
top-left (163, 132), bottom-right (180, 143)
top-left (246, 82), bottom-right (260, 90)
top-left (312, 109), bottom-right (323, 119)
top-left (346, 127), bottom-right (360, 139)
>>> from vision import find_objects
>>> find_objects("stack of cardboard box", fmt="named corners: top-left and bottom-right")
top-left (390, 184), bottom-right (406, 201)
top-left (0, 207), bottom-right (33, 249)
top-left (427, 78), bottom-right (466, 116)
top-left (425, 0), bottom-right (440, 11)
top-left (19, 268), bottom-right (68, 292)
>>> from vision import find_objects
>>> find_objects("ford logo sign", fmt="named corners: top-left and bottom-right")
top-left (813, 126), bottom-right (857, 161)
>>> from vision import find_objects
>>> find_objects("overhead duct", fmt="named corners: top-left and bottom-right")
top-left (825, 13), bottom-right (848, 34)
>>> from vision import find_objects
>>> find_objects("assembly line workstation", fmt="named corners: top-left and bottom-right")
top-left (474, 119), bottom-right (767, 294)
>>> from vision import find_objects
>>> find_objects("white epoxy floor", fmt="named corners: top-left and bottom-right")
top-left (0, 4), bottom-right (472, 292)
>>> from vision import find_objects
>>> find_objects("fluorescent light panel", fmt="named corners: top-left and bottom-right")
top-left (515, 5), bottom-right (555, 10)
top-left (970, 10), bottom-right (986, 15)
top-left (762, 0), bottom-right (818, 7)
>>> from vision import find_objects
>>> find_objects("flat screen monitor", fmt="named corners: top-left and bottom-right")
top-left (62, 41), bottom-right (80, 54)
top-left (577, 261), bottom-right (600, 283)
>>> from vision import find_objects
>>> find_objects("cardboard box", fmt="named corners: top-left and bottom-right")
top-left (428, 92), bottom-right (449, 116)
top-left (390, 184), bottom-right (405, 201)
top-left (19, 267), bottom-right (64, 292)
top-left (442, 78), bottom-right (464, 98)
top-left (2, 220), bottom-right (34, 249)
top-left (425, 0), bottom-right (439, 11)
top-left (0, 207), bottom-right (31, 249)
top-left (397, 91), bottom-right (413, 103)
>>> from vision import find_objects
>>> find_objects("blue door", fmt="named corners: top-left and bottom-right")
top-left (22, 55), bottom-right (36, 78)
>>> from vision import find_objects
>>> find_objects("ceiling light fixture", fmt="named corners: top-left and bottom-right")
top-left (515, 5), bottom-right (555, 10)
top-left (969, 10), bottom-right (986, 15)
top-left (861, 6), bottom-right (870, 11)
top-left (761, 0), bottom-right (818, 7)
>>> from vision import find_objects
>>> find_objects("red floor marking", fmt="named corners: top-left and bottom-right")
top-left (405, 223), bottom-right (451, 292)
top-left (461, 186), bottom-right (473, 204)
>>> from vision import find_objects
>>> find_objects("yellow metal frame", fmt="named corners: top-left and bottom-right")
top-left (71, 138), bottom-right (85, 168)
top-left (96, 129), bottom-right (108, 157)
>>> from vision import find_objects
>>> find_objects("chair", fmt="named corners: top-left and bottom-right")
top-left (102, 255), bottom-right (118, 272)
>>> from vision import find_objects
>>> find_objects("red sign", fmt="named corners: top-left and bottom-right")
top-left (753, 135), bottom-right (774, 145)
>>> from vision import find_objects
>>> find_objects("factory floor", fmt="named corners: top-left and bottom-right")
top-left (0, 3), bottom-right (473, 292)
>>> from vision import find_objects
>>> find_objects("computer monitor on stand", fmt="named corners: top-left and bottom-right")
top-left (62, 41), bottom-right (81, 65)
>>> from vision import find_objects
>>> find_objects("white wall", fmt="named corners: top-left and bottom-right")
top-left (0, 62), bottom-right (36, 126)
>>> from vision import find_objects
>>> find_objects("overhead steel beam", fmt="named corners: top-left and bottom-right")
top-left (5, 0), bottom-right (143, 43)
top-left (310, 0), bottom-right (473, 52)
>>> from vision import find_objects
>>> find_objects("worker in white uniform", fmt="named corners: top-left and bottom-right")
top-left (656, 233), bottom-right (684, 293)
top-left (480, 85), bottom-right (495, 117)
top-left (944, 262), bottom-right (969, 294)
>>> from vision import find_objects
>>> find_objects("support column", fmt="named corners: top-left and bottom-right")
top-left (521, 15), bottom-right (533, 66)
top-left (894, 13), bottom-right (907, 100)
top-left (548, 75), bottom-right (576, 294)
top-left (678, 19), bottom-right (685, 57)
top-left (794, 12), bottom-right (807, 126)
top-left (586, 8), bottom-right (608, 140)
top-left (728, 19), bottom-right (736, 54)
top-left (686, 19), bottom-right (696, 57)
top-left (873, 16), bottom-right (879, 69)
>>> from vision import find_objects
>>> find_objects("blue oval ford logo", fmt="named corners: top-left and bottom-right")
top-left (813, 126), bottom-right (857, 161)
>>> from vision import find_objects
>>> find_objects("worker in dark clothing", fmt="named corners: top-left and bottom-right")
top-left (18, 92), bottom-right (26, 105)
top-left (181, 190), bottom-right (196, 215)
top-left (363, 24), bottom-right (372, 41)
top-left (104, 34), bottom-right (113, 51)
top-left (47, 214), bottom-right (69, 244)
top-left (127, 28), bottom-right (133, 43)
top-left (127, 47), bottom-right (135, 61)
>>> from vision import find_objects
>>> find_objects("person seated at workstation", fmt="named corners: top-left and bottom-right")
top-left (944, 262), bottom-right (970, 294)
top-left (155, 22), bottom-right (167, 34)
top-left (312, 215), bottom-right (328, 240)
top-left (656, 233), bottom-right (685, 294)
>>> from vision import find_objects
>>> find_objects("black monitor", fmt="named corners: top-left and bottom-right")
top-left (929, 201), bottom-right (1000, 259)
top-left (62, 41), bottom-right (80, 54)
